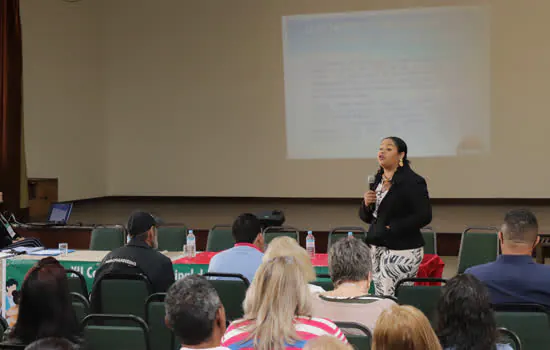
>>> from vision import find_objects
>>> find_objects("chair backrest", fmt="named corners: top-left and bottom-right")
top-left (334, 322), bottom-right (372, 350)
top-left (497, 327), bottom-right (522, 350)
top-left (66, 269), bottom-right (89, 299)
top-left (157, 226), bottom-right (187, 252)
top-left (421, 226), bottom-right (437, 255)
top-left (395, 278), bottom-right (447, 323)
top-left (263, 226), bottom-right (300, 246)
top-left (91, 273), bottom-right (152, 320)
top-left (71, 292), bottom-right (90, 323)
top-left (202, 273), bottom-right (249, 321)
top-left (457, 227), bottom-right (499, 274)
top-left (82, 314), bottom-right (151, 350)
top-left (89, 226), bottom-right (126, 250)
top-left (328, 227), bottom-right (367, 250)
top-left (206, 225), bottom-right (235, 252)
top-left (311, 274), bottom-right (334, 292)
top-left (493, 303), bottom-right (550, 350)
top-left (145, 293), bottom-right (176, 350)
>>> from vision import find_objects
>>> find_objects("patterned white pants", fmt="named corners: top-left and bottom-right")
top-left (371, 245), bottom-right (423, 296)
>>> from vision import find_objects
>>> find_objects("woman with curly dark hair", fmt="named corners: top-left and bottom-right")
top-left (435, 274), bottom-right (512, 350)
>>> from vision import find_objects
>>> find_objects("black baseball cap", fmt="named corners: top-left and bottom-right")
top-left (127, 211), bottom-right (159, 236)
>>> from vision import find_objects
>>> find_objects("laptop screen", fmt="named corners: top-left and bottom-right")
top-left (48, 203), bottom-right (73, 224)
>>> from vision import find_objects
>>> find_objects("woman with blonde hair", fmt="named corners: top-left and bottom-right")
top-left (222, 256), bottom-right (347, 350)
top-left (372, 305), bottom-right (442, 350)
top-left (262, 236), bottom-right (324, 293)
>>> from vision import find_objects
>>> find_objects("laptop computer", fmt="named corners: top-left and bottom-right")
top-left (28, 202), bottom-right (73, 226)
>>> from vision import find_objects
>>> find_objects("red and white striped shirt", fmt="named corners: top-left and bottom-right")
top-left (222, 316), bottom-right (348, 350)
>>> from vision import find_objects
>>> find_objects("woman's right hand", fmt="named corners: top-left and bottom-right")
top-left (364, 190), bottom-right (376, 206)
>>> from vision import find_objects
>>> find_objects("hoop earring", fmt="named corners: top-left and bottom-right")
top-left (399, 159), bottom-right (404, 167)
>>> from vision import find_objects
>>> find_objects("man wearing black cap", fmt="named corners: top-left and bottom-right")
top-left (92, 211), bottom-right (175, 294)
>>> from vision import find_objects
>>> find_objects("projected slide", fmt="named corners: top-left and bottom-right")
top-left (282, 6), bottom-right (490, 159)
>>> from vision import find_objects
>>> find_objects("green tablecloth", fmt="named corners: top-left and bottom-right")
top-left (4, 258), bottom-right (330, 292)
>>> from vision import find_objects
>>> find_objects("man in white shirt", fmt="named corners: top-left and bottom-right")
top-left (165, 275), bottom-right (229, 350)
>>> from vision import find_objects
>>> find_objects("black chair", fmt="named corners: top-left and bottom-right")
top-left (66, 269), bottom-right (89, 299)
top-left (457, 226), bottom-right (499, 273)
top-left (263, 226), bottom-right (300, 246)
top-left (493, 303), bottom-right (550, 350)
top-left (90, 272), bottom-right (153, 320)
top-left (421, 226), bottom-right (437, 255)
top-left (328, 227), bottom-right (367, 250)
top-left (89, 226), bottom-right (126, 250)
top-left (203, 273), bottom-right (250, 321)
top-left (334, 322), bottom-right (372, 350)
top-left (82, 314), bottom-right (151, 350)
top-left (157, 226), bottom-right (187, 252)
top-left (395, 278), bottom-right (447, 323)
top-left (497, 327), bottom-right (522, 350)
top-left (206, 225), bottom-right (235, 252)
top-left (145, 293), bottom-right (176, 350)
top-left (71, 292), bottom-right (90, 323)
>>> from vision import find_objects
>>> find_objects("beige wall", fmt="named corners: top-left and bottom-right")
top-left (21, 0), bottom-right (105, 201)
top-left (21, 0), bottom-right (550, 200)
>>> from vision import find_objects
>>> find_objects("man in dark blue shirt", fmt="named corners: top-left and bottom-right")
top-left (466, 209), bottom-right (550, 308)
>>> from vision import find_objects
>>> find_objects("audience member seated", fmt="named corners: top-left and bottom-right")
top-left (304, 336), bottom-right (352, 350)
top-left (92, 211), bottom-right (175, 294)
top-left (466, 208), bottom-right (550, 307)
top-left (311, 237), bottom-right (395, 332)
top-left (262, 236), bottom-right (324, 293)
top-left (25, 337), bottom-right (79, 350)
top-left (165, 275), bottom-right (229, 350)
top-left (222, 256), bottom-right (348, 350)
top-left (208, 213), bottom-right (264, 283)
top-left (2, 257), bottom-right (81, 347)
top-left (372, 305), bottom-right (441, 350)
top-left (435, 274), bottom-right (513, 350)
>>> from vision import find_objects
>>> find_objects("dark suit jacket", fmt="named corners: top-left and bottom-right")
top-left (359, 166), bottom-right (432, 250)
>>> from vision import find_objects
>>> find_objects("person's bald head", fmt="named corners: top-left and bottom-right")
top-left (501, 209), bottom-right (539, 246)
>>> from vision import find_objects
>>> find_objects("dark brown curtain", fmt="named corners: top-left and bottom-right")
top-left (0, 0), bottom-right (23, 214)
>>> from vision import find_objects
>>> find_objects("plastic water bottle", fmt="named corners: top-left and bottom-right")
top-left (187, 230), bottom-right (196, 257)
top-left (306, 231), bottom-right (315, 257)
top-left (348, 231), bottom-right (353, 238)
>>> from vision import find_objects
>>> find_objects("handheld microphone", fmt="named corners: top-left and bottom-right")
top-left (367, 175), bottom-right (376, 191)
top-left (367, 174), bottom-right (377, 211)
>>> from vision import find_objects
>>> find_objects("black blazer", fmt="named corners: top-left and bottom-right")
top-left (359, 166), bottom-right (432, 250)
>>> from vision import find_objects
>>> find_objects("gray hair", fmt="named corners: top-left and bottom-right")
top-left (502, 208), bottom-right (539, 244)
top-left (165, 275), bottom-right (222, 345)
top-left (328, 237), bottom-right (371, 285)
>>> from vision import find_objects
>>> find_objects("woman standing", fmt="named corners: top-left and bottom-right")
top-left (359, 137), bottom-right (432, 296)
